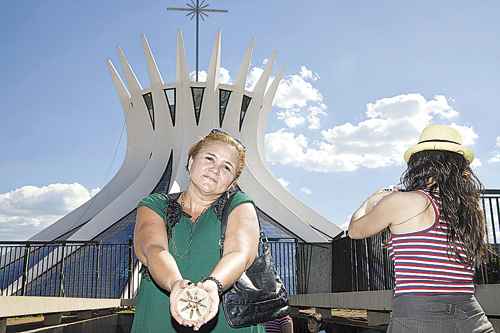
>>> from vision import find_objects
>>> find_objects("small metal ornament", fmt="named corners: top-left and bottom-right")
top-left (176, 285), bottom-right (211, 322)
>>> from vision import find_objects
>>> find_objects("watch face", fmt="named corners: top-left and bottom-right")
top-left (176, 285), bottom-right (211, 322)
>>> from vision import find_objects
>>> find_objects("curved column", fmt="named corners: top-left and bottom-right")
top-left (30, 53), bottom-right (153, 241)
top-left (69, 39), bottom-right (175, 240)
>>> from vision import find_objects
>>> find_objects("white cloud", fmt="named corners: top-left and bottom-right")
top-left (276, 105), bottom-right (327, 130)
top-left (273, 65), bottom-right (327, 129)
top-left (265, 94), bottom-right (478, 172)
top-left (426, 95), bottom-right (459, 119)
top-left (487, 136), bottom-right (500, 163)
top-left (265, 129), bottom-right (365, 172)
top-left (448, 123), bottom-right (478, 146)
top-left (189, 67), bottom-right (231, 84)
top-left (307, 105), bottom-right (327, 130)
top-left (90, 187), bottom-right (101, 196)
top-left (242, 64), bottom-right (327, 130)
top-left (273, 73), bottom-right (323, 109)
top-left (276, 109), bottom-right (305, 128)
top-left (470, 158), bottom-right (482, 169)
top-left (0, 183), bottom-right (98, 241)
top-left (218, 68), bottom-right (231, 84)
top-left (277, 178), bottom-right (290, 188)
top-left (299, 66), bottom-right (320, 81)
top-left (300, 187), bottom-right (312, 195)
top-left (245, 67), bottom-right (264, 91)
top-left (488, 154), bottom-right (500, 163)
top-left (189, 70), bottom-right (207, 82)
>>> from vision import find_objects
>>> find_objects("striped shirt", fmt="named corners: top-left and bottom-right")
top-left (387, 190), bottom-right (475, 295)
top-left (262, 315), bottom-right (292, 333)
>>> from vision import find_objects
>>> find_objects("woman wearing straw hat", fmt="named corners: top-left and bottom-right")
top-left (348, 124), bottom-right (495, 332)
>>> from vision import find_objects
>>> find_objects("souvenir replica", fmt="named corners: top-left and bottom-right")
top-left (176, 284), bottom-right (212, 322)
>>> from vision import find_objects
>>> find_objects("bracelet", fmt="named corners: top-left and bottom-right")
top-left (201, 276), bottom-right (224, 295)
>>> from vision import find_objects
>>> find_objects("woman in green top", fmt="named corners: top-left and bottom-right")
top-left (132, 129), bottom-right (264, 333)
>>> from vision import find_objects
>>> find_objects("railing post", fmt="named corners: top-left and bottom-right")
top-left (330, 238), bottom-right (335, 293)
top-left (128, 238), bottom-right (133, 299)
top-left (351, 238), bottom-right (357, 291)
top-left (364, 238), bottom-right (370, 291)
top-left (382, 232), bottom-right (390, 289)
top-left (294, 241), bottom-right (299, 294)
top-left (59, 243), bottom-right (66, 297)
top-left (95, 243), bottom-right (100, 298)
top-left (21, 243), bottom-right (31, 296)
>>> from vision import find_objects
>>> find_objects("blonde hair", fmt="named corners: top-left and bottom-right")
top-left (187, 130), bottom-right (246, 179)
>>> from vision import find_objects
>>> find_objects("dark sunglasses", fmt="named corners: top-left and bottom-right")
top-left (208, 128), bottom-right (247, 152)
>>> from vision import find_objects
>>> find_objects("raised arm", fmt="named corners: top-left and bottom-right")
top-left (348, 190), bottom-right (431, 239)
top-left (348, 191), bottom-right (398, 239)
top-left (133, 206), bottom-right (184, 292)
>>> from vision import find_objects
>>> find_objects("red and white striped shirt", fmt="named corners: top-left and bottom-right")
top-left (387, 190), bottom-right (475, 295)
top-left (262, 315), bottom-right (293, 333)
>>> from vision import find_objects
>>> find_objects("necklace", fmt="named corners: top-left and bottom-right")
top-left (170, 192), bottom-right (209, 259)
top-left (180, 192), bottom-right (209, 223)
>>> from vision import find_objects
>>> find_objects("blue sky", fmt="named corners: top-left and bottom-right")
top-left (1, 1), bottom-right (499, 240)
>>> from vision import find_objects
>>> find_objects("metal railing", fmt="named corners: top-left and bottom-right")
top-left (0, 239), bottom-right (298, 298)
top-left (0, 240), bottom-right (136, 298)
top-left (267, 238), bottom-right (298, 295)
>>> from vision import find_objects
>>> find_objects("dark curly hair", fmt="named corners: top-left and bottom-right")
top-left (400, 150), bottom-right (489, 266)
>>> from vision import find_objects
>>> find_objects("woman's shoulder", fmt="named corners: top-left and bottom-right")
top-left (387, 190), bottom-right (429, 204)
top-left (375, 191), bottom-right (430, 217)
top-left (228, 190), bottom-right (254, 212)
top-left (137, 192), bottom-right (170, 220)
top-left (138, 192), bottom-right (169, 205)
top-left (402, 190), bottom-right (434, 205)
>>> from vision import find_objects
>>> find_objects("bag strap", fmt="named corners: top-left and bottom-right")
top-left (163, 192), bottom-right (182, 238)
top-left (218, 190), bottom-right (269, 256)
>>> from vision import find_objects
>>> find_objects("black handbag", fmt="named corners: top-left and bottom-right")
top-left (218, 191), bottom-right (290, 328)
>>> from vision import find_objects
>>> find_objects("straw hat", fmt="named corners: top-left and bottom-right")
top-left (404, 124), bottom-right (474, 163)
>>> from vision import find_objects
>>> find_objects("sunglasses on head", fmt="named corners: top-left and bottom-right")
top-left (208, 128), bottom-right (247, 151)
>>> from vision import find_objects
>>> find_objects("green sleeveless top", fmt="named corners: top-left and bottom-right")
top-left (131, 191), bottom-right (264, 333)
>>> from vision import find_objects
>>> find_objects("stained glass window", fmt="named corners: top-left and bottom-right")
top-left (142, 93), bottom-right (155, 130)
top-left (164, 88), bottom-right (176, 126)
top-left (219, 89), bottom-right (232, 127)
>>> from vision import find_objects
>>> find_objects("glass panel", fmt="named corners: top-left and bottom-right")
top-left (219, 89), bottom-right (232, 127)
top-left (256, 208), bottom-right (295, 239)
top-left (164, 88), bottom-right (176, 127)
top-left (152, 152), bottom-right (173, 194)
top-left (190, 87), bottom-right (205, 125)
top-left (142, 93), bottom-right (155, 130)
top-left (239, 95), bottom-right (252, 130)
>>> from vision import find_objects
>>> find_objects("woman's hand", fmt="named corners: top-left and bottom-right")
top-left (169, 279), bottom-right (193, 327)
top-left (192, 280), bottom-right (220, 331)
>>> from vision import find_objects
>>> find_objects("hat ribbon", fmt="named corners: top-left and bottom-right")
top-left (418, 139), bottom-right (461, 145)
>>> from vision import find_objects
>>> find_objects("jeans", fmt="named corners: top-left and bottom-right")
top-left (387, 294), bottom-right (496, 333)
